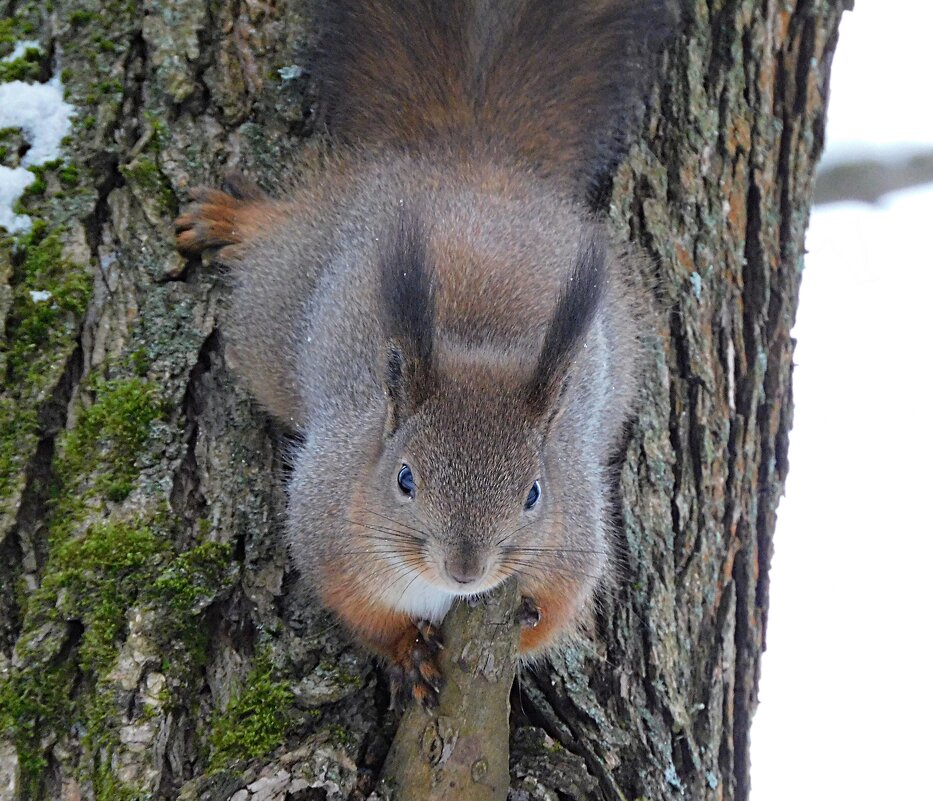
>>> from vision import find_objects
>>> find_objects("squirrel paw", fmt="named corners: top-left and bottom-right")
top-left (519, 596), bottom-right (541, 629)
top-left (175, 187), bottom-right (247, 257)
top-left (388, 620), bottom-right (444, 710)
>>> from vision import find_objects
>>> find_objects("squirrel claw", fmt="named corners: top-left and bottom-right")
top-left (389, 620), bottom-right (445, 709)
top-left (519, 596), bottom-right (541, 629)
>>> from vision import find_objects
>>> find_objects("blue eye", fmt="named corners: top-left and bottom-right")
top-left (524, 480), bottom-right (541, 510)
top-left (398, 464), bottom-right (416, 496)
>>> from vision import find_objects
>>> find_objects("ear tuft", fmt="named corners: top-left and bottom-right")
top-left (380, 210), bottom-right (436, 430)
top-left (527, 233), bottom-right (607, 419)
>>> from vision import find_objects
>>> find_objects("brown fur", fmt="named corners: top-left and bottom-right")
top-left (176, 1), bottom-right (676, 703)
top-left (312, 0), bottom-right (678, 204)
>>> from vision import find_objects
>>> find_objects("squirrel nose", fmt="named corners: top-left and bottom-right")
top-left (445, 555), bottom-right (487, 585)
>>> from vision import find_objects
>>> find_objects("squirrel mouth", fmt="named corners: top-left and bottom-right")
top-left (438, 570), bottom-right (504, 598)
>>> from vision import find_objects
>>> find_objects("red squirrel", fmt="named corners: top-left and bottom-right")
top-left (176, 0), bottom-right (676, 705)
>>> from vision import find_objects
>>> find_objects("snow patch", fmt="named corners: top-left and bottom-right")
top-left (0, 71), bottom-right (75, 232)
top-left (277, 64), bottom-right (303, 81)
top-left (1, 40), bottom-right (40, 62)
top-left (0, 77), bottom-right (74, 166)
top-left (28, 289), bottom-right (52, 302)
top-left (0, 166), bottom-right (34, 233)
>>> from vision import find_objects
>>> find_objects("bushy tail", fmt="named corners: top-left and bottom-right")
top-left (311, 0), bottom-right (678, 203)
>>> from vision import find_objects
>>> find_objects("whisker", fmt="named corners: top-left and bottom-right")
top-left (371, 561), bottom-right (432, 609)
top-left (502, 546), bottom-right (605, 555)
top-left (357, 507), bottom-right (432, 538)
top-left (494, 520), bottom-right (538, 547)
top-left (338, 518), bottom-right (426, 542)
top-left (501, 558), bottom-right (605, 585)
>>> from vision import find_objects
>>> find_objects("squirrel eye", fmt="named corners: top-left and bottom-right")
top-left (524, 480), bottom-right (541, 510)
top-left (397, 464), bottom-right (416, 497)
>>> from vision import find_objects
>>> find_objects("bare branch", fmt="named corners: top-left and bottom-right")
top-left (380, 580), bottom-right (521, 800)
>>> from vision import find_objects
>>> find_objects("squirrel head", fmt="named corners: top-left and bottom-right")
top-left (352, 210), bottom-right (607, 596)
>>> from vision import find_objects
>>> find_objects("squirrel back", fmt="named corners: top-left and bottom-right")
top-left (312, 0), bottom-right (677, 204)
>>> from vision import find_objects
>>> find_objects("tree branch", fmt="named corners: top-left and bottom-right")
top-left (380, 580), bottom-right (521, 800)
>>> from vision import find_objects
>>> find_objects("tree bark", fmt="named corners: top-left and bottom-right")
top-left (0, 1), bottom-right (848, 800)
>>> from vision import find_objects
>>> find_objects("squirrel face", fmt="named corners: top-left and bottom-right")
top-left (364, 372), bottom-right (548, 596)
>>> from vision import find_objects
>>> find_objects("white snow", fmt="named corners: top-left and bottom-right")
top-left (0, 71), bottom-right (75, 233)
top-left (752, 186), bottom-right (933, 801)
top-left (28, 289), bottom-right (51, 302)
top-left (1, 40), bottom-right (40, 63)
top-left (0, 77), bottom-right (74, 166)
top-left (277, 64), bottom-right (303, 81)
top-left (821, 3), bottom-right (933, 167)
top-left (0, 166), bottom-right (34, 233)
top-left (752, 1), bottom-right (933, 798)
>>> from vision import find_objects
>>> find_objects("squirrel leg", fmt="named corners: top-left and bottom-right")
top-left (387, 620), bottom-right (445, 709)
top-left (318, 572), bottom-right (445, 708)
top-left (517, 579), bottom-right (580, 654)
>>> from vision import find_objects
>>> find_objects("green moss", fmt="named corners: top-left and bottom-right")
top-left (0, 18), bottom-right (37, 52)
top-left (92, 78), bottom-right (120, 95)
top-left (69, 10), bottom-right (94, 25)
top-left (0, 400), bottom-right (39, 503)
top-left (57, 522), bottom-right (167, 672)
top-left (209, 651), bottom-right (293, 770)
top-left (21, 177), bottom-right (46, 197)
top-left (0, 347), bottom-right (231, 785)
top-left (0, 662), bottom-right (75, 782)
top-left (0, 47), bottom-right (42, 82)
top-left (58, 162), bottom-right (80, 187)
top-left (153, 540), bottom-right (235, 662)
top-left (143, 111), bottom-right (169, 151)
top-left (154, 541), bottom-right (233, 614)
top-left (120, 156), bottom-right (175, 215)
top-left (0, 520), bottom-right (236, 791)
top-left (6, 227), bottom-right (91, 378)
top-left (127, 347), bottom-right (150, 376)
top-left (0, 226), bottom-right (92, 500)
top-left (327, 725), bottom-right (354, 748)
top-left (53, 376), bottom-right (162, 514)
top-left (317, 658), bottom-right (364, 691)
top-left (94, 37), bottom-right (118, 54)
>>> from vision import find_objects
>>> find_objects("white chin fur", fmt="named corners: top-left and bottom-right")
top-left (381, 571), bottom-right (456, 623)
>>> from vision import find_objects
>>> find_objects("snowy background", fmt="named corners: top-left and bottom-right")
top-left (751, 3), bottom-right (933, 799)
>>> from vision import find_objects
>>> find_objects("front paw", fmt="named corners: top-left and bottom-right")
top-left (175, 187), bottom-right (246, 256)
top-left (519, 596), bottom-right (541, 629)
top-left (388, 620), bottom-right (445, 709)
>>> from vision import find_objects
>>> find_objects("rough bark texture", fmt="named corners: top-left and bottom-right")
top-left (0, 1), bottom-right (847, 800)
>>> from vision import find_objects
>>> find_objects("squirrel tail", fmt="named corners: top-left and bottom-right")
top-left (311, 0), bottom-right (678, 204)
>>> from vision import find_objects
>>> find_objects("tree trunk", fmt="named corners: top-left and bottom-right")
top-left (0, 1), bottom-right (847, 799)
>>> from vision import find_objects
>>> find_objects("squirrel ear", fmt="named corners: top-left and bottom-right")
top-left (526, 233), bottom-right (607, 426)
top-left (380, 210), bottom-right (436, 434)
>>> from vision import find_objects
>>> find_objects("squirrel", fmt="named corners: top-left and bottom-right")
top-left (176, 0), bottom-right (677, 705)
